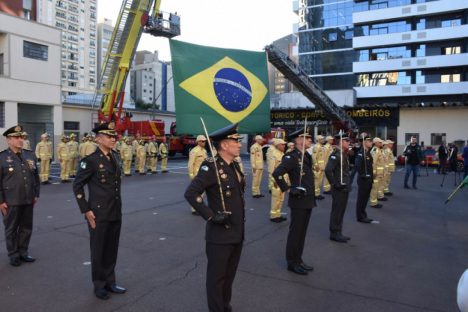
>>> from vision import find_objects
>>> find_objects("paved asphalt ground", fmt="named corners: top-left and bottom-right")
top-left (0, 157), bottom-right (467, 312)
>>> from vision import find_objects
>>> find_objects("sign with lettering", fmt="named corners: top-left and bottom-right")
top-left (270, 107), bottom-right (399, 130)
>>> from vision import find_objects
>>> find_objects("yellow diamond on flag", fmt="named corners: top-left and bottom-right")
top-left (179, 57), bottom-right (268, 124)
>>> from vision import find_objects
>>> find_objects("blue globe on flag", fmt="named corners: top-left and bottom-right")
top-left (213, 68), bottom-right (252, 112)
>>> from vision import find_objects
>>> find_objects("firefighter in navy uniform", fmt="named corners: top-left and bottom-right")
top-left (184, 123), bottom-right (245, 312)
top-left (355, 135), bottom-right (375, 223)
top-left (0, 125), bottom-right (40, 266)
top-left (272, 127), bottom-right (316, 276)
top-left (73, 122), bottom-right (126, 300)
top-left (325, 133), bottom-right (351, 243)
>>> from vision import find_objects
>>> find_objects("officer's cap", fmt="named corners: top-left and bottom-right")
top-left (92, 122), bottom-right (118, 137)
top-left (3, 125), bottom-right (23, 137)
top-left (273, 138), bottom-right (286, 146)
top-left (288, 127), bottom-right (312, 140)
top-left (209, 123), bottom-right (241, 142)
top-left (360, 135), bottom-right (372, 142)
top-left (373, 137), bottom-right (383, 144)
top-left (196, 135), bottom-right (207, 142)
top-left (254, 135), bottom-right (263, 141)
top-left (334, 133), bottom-right (350, 141)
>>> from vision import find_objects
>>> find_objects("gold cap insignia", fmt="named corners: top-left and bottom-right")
top-left (108, 122), bottom-right (115, 130)
top-left (14, 126), bottom-right (21, 132)
top-left (77, 194), bottom-right (83, 199)
top-left (196, 196), bottom-right (203, 203)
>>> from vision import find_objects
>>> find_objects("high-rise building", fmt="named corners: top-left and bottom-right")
top-left (130, 51), bottom-right (175, 112)
top-left (353, 0), bottom-right (468, 108)
top-left (294, 0), bottom-right (356, 91)
top-left (0, 0), bottom-right (36, 20)
top-left (36, 0), bottom-right (97, 97)
top-left (268, 34), bottom-right (297, 95)
top-left (97, 17), bottom-right (113, 87)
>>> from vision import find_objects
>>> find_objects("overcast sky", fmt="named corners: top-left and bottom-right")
top-left (98, 0), bottom-right (297, 61)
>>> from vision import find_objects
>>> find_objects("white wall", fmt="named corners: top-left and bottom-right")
top-left (397, 107), bottom-right (468, 154)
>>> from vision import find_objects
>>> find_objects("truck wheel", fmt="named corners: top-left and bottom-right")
top-left (168, 150), bottom-right (176, 157)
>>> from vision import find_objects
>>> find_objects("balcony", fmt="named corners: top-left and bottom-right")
top-left (354, 81), bottom-right (468, 98)
top-left (354, 53), bottom-right (468, 73)
top-left (353, 24), bottom-right (468, 49)
top-left (353, 0), bottom-right (467, 25)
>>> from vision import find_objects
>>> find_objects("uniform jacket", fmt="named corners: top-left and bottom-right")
top-left (268, 147), bottom-right (289, 187)
top-left (120, 142), bottom-right (133, 161)
top-left (35, 141), bottom-right (52, 160)
top-left (159, 143), bottom-right (168, 158)
top-left (57, 142), bottom-right (70, 161)
top-left (354, 147), bottom-right (373, 183)
top-left (325, 148), bottom-right (350, 192)
top-left (0, 149), bottom-right (40, 205)
top-left (311, 143), bottom-right (326, 171)
top-left (250, 143), bottom-right (263, 169)
top-left (67, 140), bottom-right (79, 158)
top-left (73, 148), bottom-right (122, 222)
top-left (147, 141), bottom-right (158, 157)
top-left (371, 147), bottom-right (386, 176)
top-left (184, 156), bottom-right (245, 244)
top-left (188, 145), bottom-right (207, 179)
top-left (272, 148), bottom-right (316, 210)
top-left (403, 144), bottom-right (423, 165)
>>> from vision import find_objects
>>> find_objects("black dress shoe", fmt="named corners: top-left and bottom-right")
top-left (300, 262), bottom-right (314, 271)
top-left (384, 192), bottom-right (393, 196)
top-left (105, 284), bottom-right (127, 294)
top-left (404, 185), bottom-right (410, 189)
top-left (315, 195), bottom-right (324, 200)
top-left (378, 197), bottom-right (388, 201)
top-left (162, 170), bottom-right (169, 173)
top-left (287, 265), bottom-right (308, 275)
top-left (258, 194), bottom-right (265, 198)
top-left (270, 217), bottom-right (282, 223)
top-left (341, 234), bottom-right (351, 241)
top-left (94, 288), bottom-right (110, 300)
top-left (412, 185), bottom-right (418, 189)
top-left (279, 216), bottom-right (287, 222)
top-left (330, 234), bottom-right (348, 243)
top-left (371, 204), bottom-right (383, 208)
top-left (20, 255), bottom-right (36, 262)
top-left (358, 218), bottom-right (373, 223)
top-left (323, 190), bottom-right (331, 195)
top-left (9, 257), bottom-right (21, 267)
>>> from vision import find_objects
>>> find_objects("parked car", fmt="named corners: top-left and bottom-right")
top-left (397, 147), bottom-right (464, 171)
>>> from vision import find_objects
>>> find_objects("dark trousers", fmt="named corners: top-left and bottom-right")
top-left (88, 220), bottom-right (121, 289)
top-left (3, 204), bottom-right (34, 257)
top-left (329, 189), bottom-right (349, 234)
top-left (356, 179), bottom-right (372, 221)
top-left (206, 242), bottom-right (243, 312)
top-left (286, 208), bottom-right (311, 267)
top-left (404, 164), bottom-right (419, 187)
top-left (464, 164), bottom-right (468, 179)
top-left (439, 158), bottom-right (447, 174)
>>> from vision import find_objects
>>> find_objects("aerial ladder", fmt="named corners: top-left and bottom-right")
top-left (96, 0), bottom-right (180, 134)
top-left (265, 45), bottom-right (357, 132)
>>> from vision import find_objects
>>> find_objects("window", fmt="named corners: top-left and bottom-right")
top-left (441, 74), bottom-right (460, 83)
top-left (64, 121), bottom-right (80, 131)
top-left (442, 46), bottom-right (461, 55)
top-left (344, 30), bottom-right (353, 40)
top-left (23, 41), bottom-right (48, 61)
top-left (0, 53), bottom-right (3, 75)
top-left (328, 32), bottom-right (337, 42)
top-left (23, 9), bottom-right (31, 20)
top-left (405, 133), bottom-right (419, 144)
top-left (441, 18), bottom-right (461, 28)
top-left (431, 133), bottom-right (446, 146)
top-left (0, 102), bottom-right (4, 127)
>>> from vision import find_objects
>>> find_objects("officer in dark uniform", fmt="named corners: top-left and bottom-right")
top-left (325, 133), bottom-right (351, 243)
top-left (0, 125), bottom-right (40, 266)
top-left (184, 123), bottom-right (245, 312)
top-left (272, 127), bottom-right (316, 275)
top-left (73, 122), bottom-right (126, 300)
top-left (355, 135), bottom-right (374, 223)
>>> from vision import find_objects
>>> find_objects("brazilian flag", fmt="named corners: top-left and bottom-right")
top-left (170, 40), bottom-right (270, 134)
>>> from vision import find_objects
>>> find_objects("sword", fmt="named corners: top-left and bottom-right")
top-left (445, 175), bottom-right (468, 204)
top-left (200, 118), bottom-right (231, 229)
top-left (340, 129), bottom-right (343, 185)
top-left (362, 133), bottom-right (370, 178)
top-left (298, 116), bottom-right (307, 188)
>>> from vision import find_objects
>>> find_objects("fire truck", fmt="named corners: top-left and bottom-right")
top-left (95, 0), bottom-right (194, 155)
